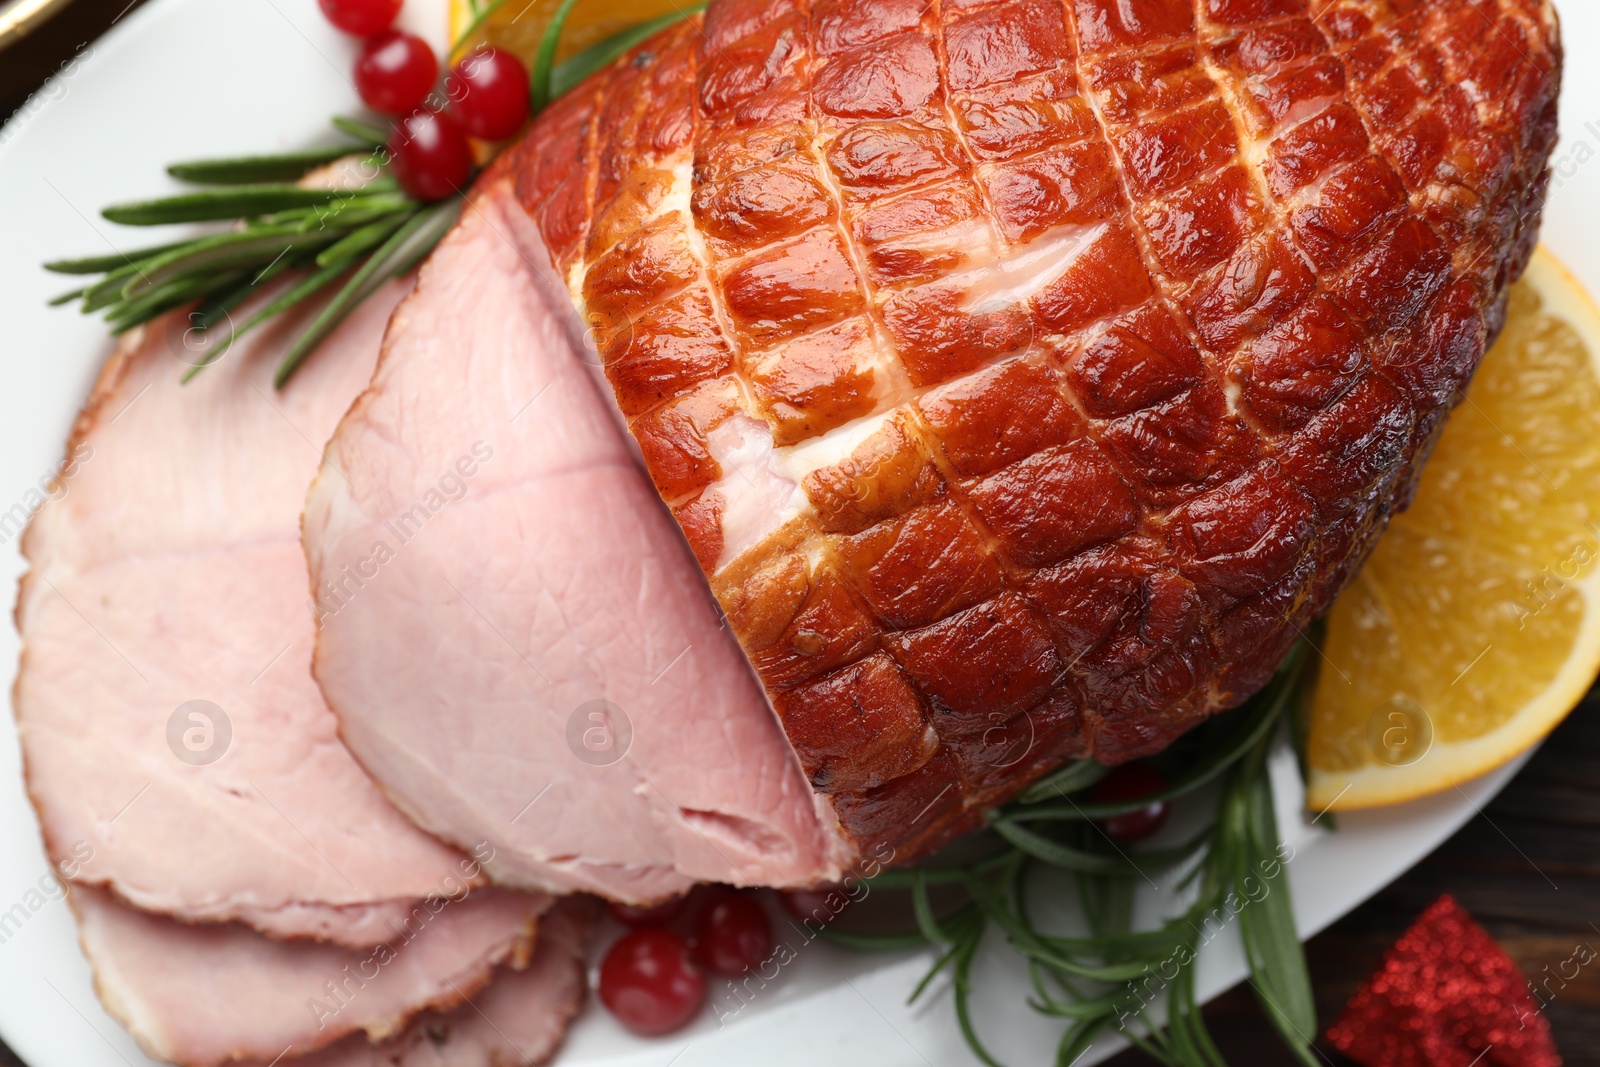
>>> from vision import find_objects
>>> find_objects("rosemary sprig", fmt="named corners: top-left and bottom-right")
top-left (44, 241), bottom-right (192, 274)
top-left (44, 3), bottom-right (702, 387)
top-left (531, 0), bottom-right (585, 113)
top-left (1229, 735), bottom-right (1318, 1063)
top-left (100, 184), bottom-right (359, 226)
top-left (838, 643), bottom-right (1321, 1067)
top-left (331, 115), bottom-right (391, 148)
top-left (166, 145), bottom-right (362, 185)
top-left (42, 118), bottom-right (423, 378)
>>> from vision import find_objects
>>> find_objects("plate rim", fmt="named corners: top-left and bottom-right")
top-left (0, 0), bottom-right (1574, 1064)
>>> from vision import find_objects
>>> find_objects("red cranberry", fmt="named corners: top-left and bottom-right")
top-left (598, 929), bottom-right (705, 1036)
top-left (387, 108), bottom-right (471, 201)
top-left (355, 31), bottom-right (438, 115)
top-left (448, 47), bottom-right (530, 140)
top-left (695, 891), bottom-right (772, 976)
top-left (1090, 763), bottom-right (1171, 842)
top-left (318, 0), bottom-right (401, 36)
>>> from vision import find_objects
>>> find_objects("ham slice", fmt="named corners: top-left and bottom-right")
top-left (72, 886), bottom-right (544, 1067)
top-left (20, 288), bottom-right (588, 1067)
top-left (13, 282), bottom-right (501, 942)
top-left (307, 0), bottom-right (1562, 885)
top-left (303, 188), bottom-right (848, 902)
top-left (269, 897), bottom-right (595, 1067)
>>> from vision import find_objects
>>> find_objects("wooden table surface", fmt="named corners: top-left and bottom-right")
top-left (3, 2), bottom-right (1598, 1064)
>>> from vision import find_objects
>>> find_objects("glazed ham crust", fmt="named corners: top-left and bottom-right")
top-left (495, 0), bottom-right (1560, 860)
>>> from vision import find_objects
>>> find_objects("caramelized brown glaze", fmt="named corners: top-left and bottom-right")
top-left (493, 0), bottom-right (1561, 863)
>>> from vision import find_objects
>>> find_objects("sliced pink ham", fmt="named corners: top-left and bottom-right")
top-left (303, 183), bottom-right (849, 903)
top-left (22, 285), bottom-right (587, 1067)
top-left (72, 885), bottom-right (544, 1067)
top-left (13, 284), bottom-right (499, 943)
top-left (268, 896), bottom-right (596, 1067)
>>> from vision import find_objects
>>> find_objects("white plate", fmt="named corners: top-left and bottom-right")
top-left (0, 2), bottom-right (1590, 1065)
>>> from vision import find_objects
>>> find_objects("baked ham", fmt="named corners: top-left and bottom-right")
top-left (306, 0), bottom-right (1560, 891)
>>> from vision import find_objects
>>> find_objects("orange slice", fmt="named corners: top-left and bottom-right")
top-left (1306, 247), bottom-right (1600, 810)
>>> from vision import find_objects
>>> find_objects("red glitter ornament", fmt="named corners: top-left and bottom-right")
top-left (1327, 895), bottom-right (1562, 1067)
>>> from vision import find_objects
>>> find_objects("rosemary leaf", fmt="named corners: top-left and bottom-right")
top-left (193, 252), bottom-right (298, 331)
top-left (1163, 960), bottom-right (1220, 1067)
top-left (1034, 922), bottom-right (1192, 960)
top-left (1016, 760), bottom-right (1109, 806)
top-left (304, 197), bottom-right (416, 230)
top-left (1056, 1017), bottom-right (1111, 1067)
top-left (384, 197), bottom-right (465, 275)
top-left (531, 0), bottom-right (585, 114)
top-left (82, 261), bottom-right (150, 313)
top-left (245, 255), bottom-right (361, 329)
top-left (1078, 859), bottom-right (1135, 948)
top-left (186, 285), bottom-right (251, 333)
top-left (1026, 983), bottom-right (1125, 1021)
top-left (359, 173), bottom-right (401, 194)
top-left (951, 922), bottom-right (1007, 1067)
top-left (1173, 962), bottom-right (1228, 1067)
top-left (911, 940), bottom-right (965, 1004)
top-left (992, 820), bottom-right (1134, 875)
top-left (1235, 734), bottom-right (1319, 1063)
top-left (332, 115), bottom-right (391, 148)
top-left (866, 850), bottom-right (1013, 888)
top-left (167, 145), bottom-right (363, 185)
top-left (910, 872), bottom-right (954, 945)
top-left (908, 910), bottom-right (980, 1003)
top-left (43, 241), bottom-right (191, 275)
top-left (274, 198), bottom-right (459, 386)
top-left (181, 255), bottom-right (358, 382)
top-left (1026, 960), bottom-right (1067, 1015)
top-left (163, 274), bottom-right (277, 378)
top-left (106, 271), bottom-right (248, 333)
top-left (122, 226), bottom-right (343, 299)
top-left (963, 874), bottom-right (1151, 982)
top-left (102, 185), bottom-right (348, 226)
top-left (316, 214), bottom-right (410, 268)
top-left (548, 5), bottom-right (708, 100)
top-left (994, 819), bottom-right (1207, 876)
top-left (258, 192), bottom-right (412, 230)
top-left (1123, 1020), bottom-right (1180, 1067)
